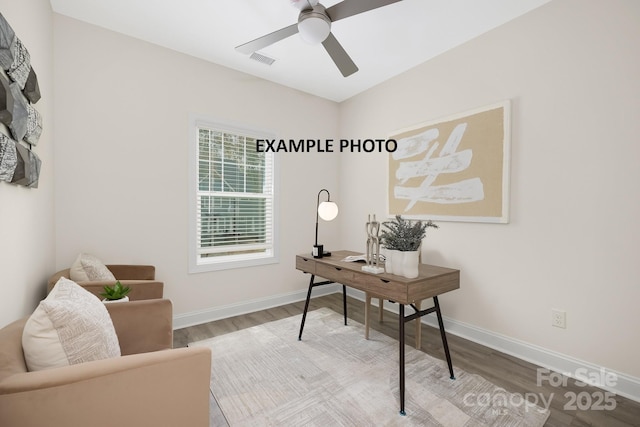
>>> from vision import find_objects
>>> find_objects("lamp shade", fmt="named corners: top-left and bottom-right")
top-left (317, 201), bottom-right (338, 221)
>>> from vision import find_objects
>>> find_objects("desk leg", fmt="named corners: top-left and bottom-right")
top-left (298, 274), bottom-right (315, 341)
top-left (365, 293), bottom-right (371, 340)
top-left (342, 284), bottom-right (348, 326)
top-left (415, 300), bottom-right (422, 350)
top-left (399, 304), bottom-right (406, 416)
top-left (434, 296), bottom-right (455, 380)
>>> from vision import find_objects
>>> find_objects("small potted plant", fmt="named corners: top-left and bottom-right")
top-left (100, 280), bottom-right (131, 303)
top-left (380, 215), bottom-right (438, 278)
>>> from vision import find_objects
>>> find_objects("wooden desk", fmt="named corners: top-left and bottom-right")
top-left (296, 250), bottom-right (460, 415)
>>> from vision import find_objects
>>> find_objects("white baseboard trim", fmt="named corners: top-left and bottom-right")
top-left (344, 288), bottom-right (640, 403)
top-left (174, 286), bottom-right (640, 403)
top-left (173, 283), bottom-right (341, 330)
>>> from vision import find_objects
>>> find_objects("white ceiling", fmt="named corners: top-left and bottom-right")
top-left (50, 0), bottom-right (551, 102)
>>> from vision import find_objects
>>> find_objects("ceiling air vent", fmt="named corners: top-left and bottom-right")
top-left (249, 52), bottom-right (276, 66)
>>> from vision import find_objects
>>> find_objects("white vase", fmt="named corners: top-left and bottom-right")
top-left (390, 249), bottom-right (404, 276)
top-left (400, 250), bottom-right (420, 279)
top-left (383, 248), bottom-right (394, 274)
top-left (102, 296), bottom-right (129, 304)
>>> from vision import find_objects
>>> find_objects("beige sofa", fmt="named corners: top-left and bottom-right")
top-left (0, 299), bottom-right (212, 427)
top-left (48, 264), bottom-right (164, 301)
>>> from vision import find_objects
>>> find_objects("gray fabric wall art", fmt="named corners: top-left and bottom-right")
top-left (6, 38), bottom-right (30, 89)
top-left (0, 132), bottom-right (17, 182)
top-left (0, 74), bottom-right (13, 126)
top-left (0, 12), bottom-right (43, 188)
top-left (24, 103), bottom-right (42, 145)
top-left (23, 67), bottom-right (40, 103)
top-left (11, 142), bottom-right (41, 187)
top-left (8, 82), bottom-right (27, 141)
top-left (0, 13), bottom-right (16, 70)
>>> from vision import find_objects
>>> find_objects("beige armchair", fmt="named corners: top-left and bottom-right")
top-left (48, 264), bottom-right (163, 301)
top-left (0, 299), bottom-right (212, 427)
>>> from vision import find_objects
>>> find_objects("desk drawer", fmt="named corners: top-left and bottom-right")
top-left (296, 256), bottom-right (316, 274)
top-left (316, 262), bottom-right (353, 283)
top-left (352, 273), bottom-right (407, 303)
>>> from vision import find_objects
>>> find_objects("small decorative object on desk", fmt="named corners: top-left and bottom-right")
top-left (100, 280), bottom-right (131, 303)
top-left (362, 214), bottom-right (384, 274)
top-left (380, 215), bottom-right (438, 278)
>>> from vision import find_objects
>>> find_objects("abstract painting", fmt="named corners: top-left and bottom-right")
top-left (388, 101), bottom-right (511, 223)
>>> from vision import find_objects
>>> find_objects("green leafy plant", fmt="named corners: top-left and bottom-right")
top-left (100, 281), bottom-right (131, 300)
top-left (380, 215), bottom-right (438, 252)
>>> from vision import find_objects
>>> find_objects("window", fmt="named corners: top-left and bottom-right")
top-left (189, 116), bottom-right (277, 272)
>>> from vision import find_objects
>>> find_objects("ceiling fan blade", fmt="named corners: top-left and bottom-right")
top-left (325, 0), bottom-right (403, 22)
top-left (235, 23), bottom-right (299, 54)
top-left (322, 32), bottom-right (358, 77)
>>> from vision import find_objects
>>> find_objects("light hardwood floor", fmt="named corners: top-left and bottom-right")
top-left (173, 293), bottom-right (640, 427)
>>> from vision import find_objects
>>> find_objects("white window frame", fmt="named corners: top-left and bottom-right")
top-left (188, 114), bottom-right (279, 273)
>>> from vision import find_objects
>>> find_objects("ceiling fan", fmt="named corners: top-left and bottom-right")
top-left (235, 0), bottom-right (404, 77)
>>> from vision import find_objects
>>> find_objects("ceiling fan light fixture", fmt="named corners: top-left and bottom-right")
top-left (298, 7), bottom-right (331, 44)
top-left (238, 0), bottom-right (403, 76)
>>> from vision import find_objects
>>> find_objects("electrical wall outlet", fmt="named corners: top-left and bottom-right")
top-left (552, 309), bottom-right (566, 328)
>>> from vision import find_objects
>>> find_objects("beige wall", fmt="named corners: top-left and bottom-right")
top-left (0, 1), bottom-right (55, 327)
top-left (338, 0), bottom-right (640, 377)
top-left (52, 15), bottom-right (341, 317)
top-left (3, 0), bottom-right (637, 388)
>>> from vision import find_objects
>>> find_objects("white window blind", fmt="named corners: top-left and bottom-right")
top-left (192, 121), bottom-right (276, 270)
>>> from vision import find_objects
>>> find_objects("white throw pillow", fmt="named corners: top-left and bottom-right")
top-left (69, 253), bottom-right (116, 282)
top-left (22, 277), bottom-right (121, 371)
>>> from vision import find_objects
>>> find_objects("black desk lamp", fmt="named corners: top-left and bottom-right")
top-left (313, 188), bottom-right (338, 258)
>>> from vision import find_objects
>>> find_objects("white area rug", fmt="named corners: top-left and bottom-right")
top-left (190, 308), bottom-right (550, 426)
